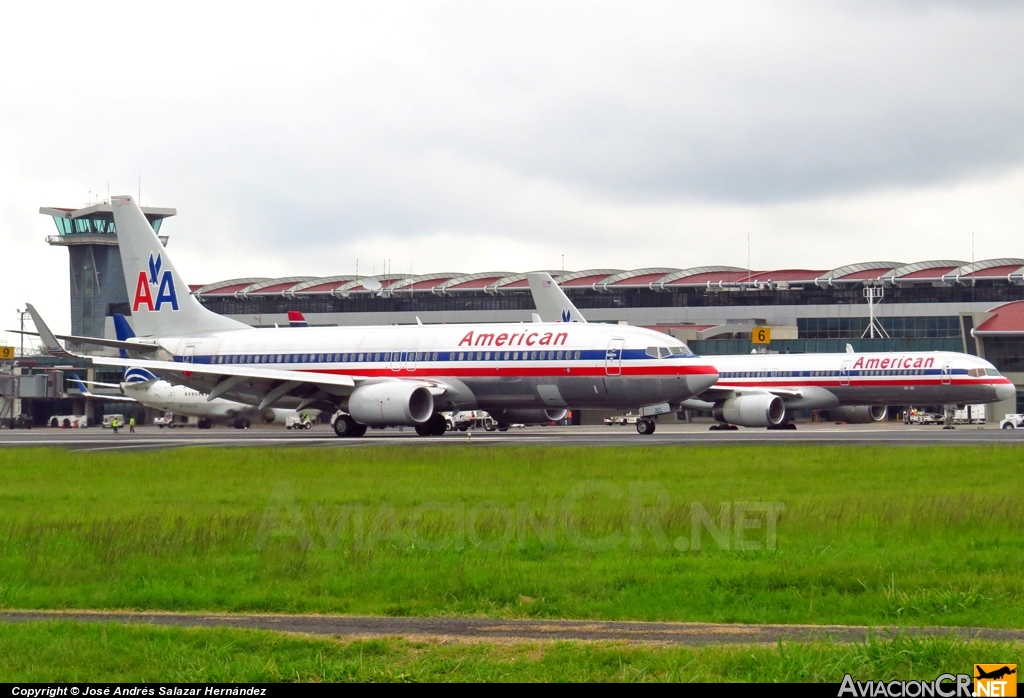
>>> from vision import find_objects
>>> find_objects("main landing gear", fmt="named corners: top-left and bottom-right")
top-left (333, 414), bottom-right (368, 438)
top-left (709, 424), bottom-right (738, 431)
top-left (415, 412), bottom-right (448, 437)
top-left (636, 418), bottom-right (656, 435)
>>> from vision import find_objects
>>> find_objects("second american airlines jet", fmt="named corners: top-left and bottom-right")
top-left (527, 271), bottom-right (1014, 428)
top-left (53, 195), bottom-right (720, 436)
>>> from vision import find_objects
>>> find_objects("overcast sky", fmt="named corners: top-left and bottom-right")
top-left (2, 1), bottom-right (1023, 337)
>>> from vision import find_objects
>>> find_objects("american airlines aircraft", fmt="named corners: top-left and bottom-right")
top-left (527, 272), bottom-right (1015, 429)
top-left (43, 195), bottom-right (720, 437)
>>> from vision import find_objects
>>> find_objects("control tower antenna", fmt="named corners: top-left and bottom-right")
top-left (861, 285), bottom-right (889, 339)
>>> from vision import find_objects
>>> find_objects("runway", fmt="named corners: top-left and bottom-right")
top-left (0, 422), bottom-right (1020, 450)
top-left (1, 610), bottom-right (1021, 646)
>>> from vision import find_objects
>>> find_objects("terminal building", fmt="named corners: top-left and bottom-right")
top-left (13, 201), bottom-right (1024, 425)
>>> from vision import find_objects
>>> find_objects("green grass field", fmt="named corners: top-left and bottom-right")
top-left (0, 445), bottom-right (1021, 628)
top-left (0, 621), bottom-right (1018, 682)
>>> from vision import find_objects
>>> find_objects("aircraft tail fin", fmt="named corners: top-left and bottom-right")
top-left (527, 272), bottom-right (588, 323)
top-left (112, 314), bottom-right (160, 383)
top-left (287, 310), bottom-right (308, 327)
top-left (112, 313), bottom-right (134, 359)
top-left (110, 195), bottom-right (248, 337)
top-left (25, 304), bottom-right (72, 357)
top-left (69, 373), bottom-right (92, 396)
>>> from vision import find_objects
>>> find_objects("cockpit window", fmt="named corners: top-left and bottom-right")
top-left (986, 368), bottom-right (1000, 376)
top-left (646, 345), bottom-right (695, 358)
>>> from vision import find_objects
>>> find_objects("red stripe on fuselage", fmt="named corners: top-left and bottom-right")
top-left (253, 364), bottom-right (718, 379)
top-left (718, 378), bottom-right (1008, 389)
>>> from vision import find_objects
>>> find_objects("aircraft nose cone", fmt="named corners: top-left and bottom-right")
top-left (996, 381), bottom-right (1016, 402)
top-left (689, 368), bottom-right (719, 396)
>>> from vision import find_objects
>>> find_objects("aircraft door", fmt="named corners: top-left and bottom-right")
top-left (406, 350), bottom-right (418, 372)
top-left (183, 345), bottom-right (195, 364)
top-left (605, 338), bottom-right (624, 376)
top-left (941, 362), bottom-right (951, 385)
top-left (840, 361), bottom-right (851, 386)
top-left (390, 351), bottom-right (401, 372)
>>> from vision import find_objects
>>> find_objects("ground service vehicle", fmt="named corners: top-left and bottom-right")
top-left (101, 414), bottom-right (125, 429)
top-left (286, 415), bottom-right (313, 429)
top-left (48, 415), bottom-right (87, 428)
top-left (1000, 414), bottom-right (1024, 429)
top-left (448, 411), bottom-right (501, 431)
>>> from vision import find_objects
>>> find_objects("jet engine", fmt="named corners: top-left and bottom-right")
top-left (490, 408), bottom-right (568, 424)
top-left (347, 382), bottom-right (434, 426)
top-left (827, 405), bottom-right (887, 423)
top-left (713, 394), bottom-right (786, 427)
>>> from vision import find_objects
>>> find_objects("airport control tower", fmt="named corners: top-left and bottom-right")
top-left (41, 202), bottom-right (176, 338)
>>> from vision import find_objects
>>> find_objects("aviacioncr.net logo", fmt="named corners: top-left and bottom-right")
top-left (133, 253), bottom-right (178, 312)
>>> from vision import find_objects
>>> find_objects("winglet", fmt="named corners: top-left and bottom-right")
top-left (25, 304), bottom-right (72, 357)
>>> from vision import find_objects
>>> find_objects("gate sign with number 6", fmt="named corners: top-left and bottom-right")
top-left (752, 327), bottom-right (771, 344)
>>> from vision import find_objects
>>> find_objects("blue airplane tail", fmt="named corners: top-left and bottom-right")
top-left (69, 373), bottom-right (91, 395)
top-left (113, 314), bottom-right (159, 383)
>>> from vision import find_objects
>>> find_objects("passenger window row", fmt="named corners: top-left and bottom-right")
top-left (208, 350), bottom-right (585, 365)
top-left (721, 369), bottom-right (936, 378)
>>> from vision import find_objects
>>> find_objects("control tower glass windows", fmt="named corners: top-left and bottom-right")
top-left (50, 214), bottom-right (162, 236)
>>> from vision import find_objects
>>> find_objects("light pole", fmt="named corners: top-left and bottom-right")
top-left (16, 308), bottom-right (28, 357)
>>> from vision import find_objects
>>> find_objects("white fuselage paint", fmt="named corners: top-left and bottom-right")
top-left (686, 350), bottom-right (1014, 411)
top-left (120, 380), bottom-right (300, 425)
top-left (129, 322), bottom-right (720, 412)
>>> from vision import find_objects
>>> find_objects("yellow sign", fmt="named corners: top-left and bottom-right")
top-left (0, 346), bottom-right (14, 360)
top-left (975, 665), bottom-right (1017, 697)
top-left (752, 327), bottom-right (771, 345)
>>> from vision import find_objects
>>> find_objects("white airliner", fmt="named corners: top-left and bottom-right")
top-left (28, 306), bottom-right (314, 429)
top-left (38, 195), bottom-right (721, 436)
top-left (527, 272), bottom-right (1015, 428)
top-left (68, 371), bottom-right (308, 429)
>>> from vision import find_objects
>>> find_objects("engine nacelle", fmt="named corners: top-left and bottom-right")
top-left (347, 382), bottom-right (434, 426)
top-left (827, 405), bottom-right (887, 424)
top-left (713, 394), bottom-right (786, 427)
top-left (490, 408), bottom-right (568, 424)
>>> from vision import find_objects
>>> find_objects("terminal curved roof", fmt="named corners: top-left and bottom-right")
top-left (191, 258), bottom-right (1024, 298)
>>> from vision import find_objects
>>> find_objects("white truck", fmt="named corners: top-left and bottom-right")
top-left (101, 414), bottom-right (125, 429)
top-left (286, 415), bottom-right (314, 430)
top-left (1000, 413), bottom-right (1024, 429)
top-left (154, 412), bottom-right (177, 428)
top-left (446, 411), bottom-right (501, 431)
top-left (48, 414), bottom-right (88, 428)
top-left (604, 413), bottom-right (640, 426)
top-left (953, 405), bottom-right (986, 425)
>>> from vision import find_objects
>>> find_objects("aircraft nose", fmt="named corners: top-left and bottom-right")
top-left (688, 367), bottom-right (719, 396)
top-left (996, 381), bottom-right (1016, 402)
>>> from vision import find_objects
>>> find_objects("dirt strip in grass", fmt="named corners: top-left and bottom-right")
top-left (3, 610), bottom-right (1024, 646)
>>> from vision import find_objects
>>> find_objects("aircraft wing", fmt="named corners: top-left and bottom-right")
top-left (15, 304), bottom-right (160, 355)
top-left (71, 379), bottom-right (124, 389)
top-left (684, 386), bottom-right (805, 409)
top-left (8, 330), bottom-right (160, 354)
top-left (88, 355), bottom-right (448, 411)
